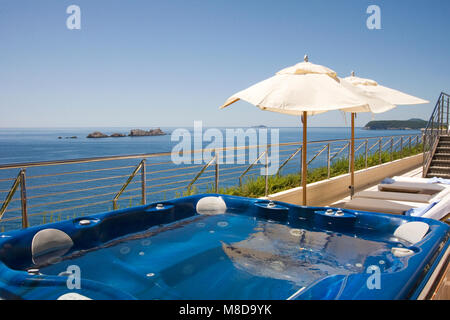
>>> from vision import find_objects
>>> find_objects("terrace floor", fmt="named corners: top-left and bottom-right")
top-left (330, 166), bottom-right (424, 208)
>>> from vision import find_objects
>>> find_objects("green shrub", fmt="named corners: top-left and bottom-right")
top-left (196, 143), bottom-right (422, 198)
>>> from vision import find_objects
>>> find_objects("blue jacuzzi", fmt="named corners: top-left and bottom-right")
top-left (0, 194), bottom-right (448, 300)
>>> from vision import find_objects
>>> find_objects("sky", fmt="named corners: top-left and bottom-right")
top-left (0, 0), bottom-right (449, 128)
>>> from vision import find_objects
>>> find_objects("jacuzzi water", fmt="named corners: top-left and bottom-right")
top-left (0, 194), bottom-right (448, 300)
top-left (37, 214), bottom-right (394, 299)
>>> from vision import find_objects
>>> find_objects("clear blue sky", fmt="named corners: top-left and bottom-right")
top-left (0, 0), bottom-right (449, 128)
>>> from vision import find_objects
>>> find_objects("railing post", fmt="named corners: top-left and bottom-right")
top-left (19, 169), bottom-right (28, 228)
top-left (409, 136), bottom-right (412, 152)
top-left (141, 159), bottom-right (146, 206)
top-left (390, 138), bottom-right (393, 161)
top-left (265, 145), bottom-right (269, 197)
top-left (438, 98), bottom-right (441, 133)
top-left (379, 138), bottom-right (382, 164)
top-left (347, 140), bottom-right (351, 173)
top-left (441, 96), bottom-right (445, 133)
top-left (400, 137), bottom-right (403, 155)
top-left (215, 152), bottom-right (219, 193)
top-left (447, 97), bottom-right (450, 133)
top-left (0, 171), bottom-right (21, 222)
top-left (113, 160), bottom-right (145, 210)
top-left (365, 139), bottom-right (368, 169)
top-left (327, 143), bottom-right (331, 179)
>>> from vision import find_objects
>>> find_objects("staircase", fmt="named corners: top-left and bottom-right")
top-left (426, 135), bottom-right (450, 178)
top-left (423, 92), bottom-right (450, 178)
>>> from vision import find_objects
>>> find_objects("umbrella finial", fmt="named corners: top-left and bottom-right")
top-left (304, 54), bottom-right (309, 62)
top-left (351, 71), bottom-right (355, 77)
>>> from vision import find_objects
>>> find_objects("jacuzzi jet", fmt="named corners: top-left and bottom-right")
top-left (79, 220), bottom-right (91, 226)
top-left (156, 204), bottom-right (164, 210)
top-left (119, 246), bottom-right (131, 255)
top-left (335, 209), bottom-right (344, 216)
top-left (392, 247), bottom-right (415, 257)
top-left (325, 209), bottom-right (334, 216)
top-left (27, 268), bottom-right (40, 275)
top-left (267, 201), bottom-right (276, 208)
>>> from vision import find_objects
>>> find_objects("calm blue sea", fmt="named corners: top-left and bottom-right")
top-left (0, 127), bottom-right (421, 231)
top-left (0, 127), bottom-right (420, 164)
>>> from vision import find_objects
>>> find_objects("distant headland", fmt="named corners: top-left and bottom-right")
top-left (363, 118), bottom-right (427, 130)
top-left (86, 128), bottom-right (166, 138)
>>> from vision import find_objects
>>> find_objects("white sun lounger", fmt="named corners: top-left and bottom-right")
top-left (354, 191), bottom-right (432, 203)
top-left (343, 198), bottom-right (421, 215)
top-left (345, 177), bottom-right (450, 220)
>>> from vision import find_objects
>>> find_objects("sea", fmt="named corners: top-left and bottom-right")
top-left (0, 127), bottom-right (421, 230)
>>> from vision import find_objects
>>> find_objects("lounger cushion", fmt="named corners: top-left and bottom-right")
top-left (394, 222), bottom-right (429, 244)
top-left (343, 198), bottom-right (415, 215)
top-left (354, 191), bottom-right (432, 203)
top-left (378, 182), bottom-right (444, 194)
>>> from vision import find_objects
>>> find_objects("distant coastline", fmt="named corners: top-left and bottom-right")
top-left (363, 118), bottom-right (427, 130)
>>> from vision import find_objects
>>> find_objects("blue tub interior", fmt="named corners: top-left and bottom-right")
top-left (0, 194), bottom-right (448, 300)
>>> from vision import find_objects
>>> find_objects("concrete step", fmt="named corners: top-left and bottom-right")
top-left (428, 167), bottom-right (450, 174)
top-left (426, 172), bottom-right (450, 179)
top-left (434, 153), bottom-right (450, 159)
top-left (431, 159), bottom-right (450, 166)
top-left (435, 151), bottom-right (450, 157)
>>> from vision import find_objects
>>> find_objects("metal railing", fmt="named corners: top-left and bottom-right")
top-left (0, 133), bottom-right (422, 232)
top-left (423, 92), bottom-right (450, 176)
top-left (113, 159), bottom-right (146, 210)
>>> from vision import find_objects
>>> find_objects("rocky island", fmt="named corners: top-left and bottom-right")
top-left (86, 128), bottom-right (166, 138)
top-left (129, 128), bottom-right (166, 136)
top-left (110, 133), bottom-right (126, 138)
top-left (364, 118), bottom-right (427, 130)
top-left (86, 131), bottom-right (109, 138)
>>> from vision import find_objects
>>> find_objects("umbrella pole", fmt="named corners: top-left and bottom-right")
top-left (302, 111), bottom-right (307, 205)
top-left (350, 112), bottom-right (355, 198)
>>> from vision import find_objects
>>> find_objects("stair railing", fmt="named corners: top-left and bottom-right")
top-left (423, 92), bottom-right (450, 177)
